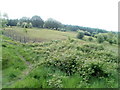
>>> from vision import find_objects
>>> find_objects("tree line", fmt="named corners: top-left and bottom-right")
top-left (6, 16), bottom-right (62, 30)
top-left (1, 14), bottom-right (110, 34)
top-left (1, 13), bottom-right (118, 45)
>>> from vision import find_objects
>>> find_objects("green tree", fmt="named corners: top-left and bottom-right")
top-left (77, 31), bottom-right (84, 39)
top-left (43, 18), bottom-right (62, 30)
top-left (7, 19), bottom-right (18, 26)
top-left (1, 13), bottom-right (8, 30)
top-left (97, 34), bottom-right (104, 43)
top-left (31, 15), bottom-right (44, 28)
top-left (108, 32), bottom-right (117, 44)
top-left (20, 17), bottom-right (30, 23)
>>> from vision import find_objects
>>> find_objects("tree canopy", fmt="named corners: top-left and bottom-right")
top-left (31, 15), bottom-right (44, 28)
top-left (44, 18), bottom-right (62, 30)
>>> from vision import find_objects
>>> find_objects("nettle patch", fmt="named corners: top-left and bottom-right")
top-left (32, 39), bottom-right (117, 80)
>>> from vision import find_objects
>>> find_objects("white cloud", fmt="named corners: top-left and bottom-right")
top-left (0, 0), bottom-right (119, 31)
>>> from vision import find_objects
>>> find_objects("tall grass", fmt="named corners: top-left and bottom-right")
top-left (2, 30), bottom-right (118, 88)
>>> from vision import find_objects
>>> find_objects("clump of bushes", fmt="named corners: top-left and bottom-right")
top-left (96, 33), bottom-right (118, 44)
top-left (77, 31), bottom-right (84, 39)
top-left (32, 39), bottom-right (117, 79)
top-left (17, 22), bottom-right (33, 28)
top-left (88, 37), bottom-right (93, 41)
top-left (97, 34), bottom-right (104, 43)
top-left (3, 37), bottom-right (118, 88)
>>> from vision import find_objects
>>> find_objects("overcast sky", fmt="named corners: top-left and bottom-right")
top-left (0, 0), bottom-right (119, 31)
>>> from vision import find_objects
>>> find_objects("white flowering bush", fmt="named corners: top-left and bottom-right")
top-left (31, 39), bottom-right (118, 80)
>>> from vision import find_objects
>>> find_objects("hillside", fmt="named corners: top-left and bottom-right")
top-left (2, 31), bottom-right (118, 88)
top-left (4, 27), bottom-right (77, 43)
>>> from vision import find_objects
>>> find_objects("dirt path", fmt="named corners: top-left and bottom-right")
top-left (3, 45), bottom-right (35, 87)
top-left (2, 38), bottom-right (43, 87)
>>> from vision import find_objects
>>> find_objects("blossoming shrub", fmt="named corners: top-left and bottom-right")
top-left (32, 39), bottom-right (117, 80)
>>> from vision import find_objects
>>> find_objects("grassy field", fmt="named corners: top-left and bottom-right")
top-left (5, 27), bottom-right (77, 42)
top-left (2, 27), bottom-right (118, 88)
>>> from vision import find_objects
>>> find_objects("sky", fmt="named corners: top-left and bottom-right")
top-left (0, 0), bottom-right (119, 31)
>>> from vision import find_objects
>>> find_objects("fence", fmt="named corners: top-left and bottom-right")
top-left (2, 30), bottom-right (43, 43)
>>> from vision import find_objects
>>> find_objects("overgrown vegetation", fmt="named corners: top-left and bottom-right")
top-left (1, 13), bottom-right (118, 88)
top-left (2, 33), bottom-right (118, 88)
top-left (1, 13), bottom-right (111, 34)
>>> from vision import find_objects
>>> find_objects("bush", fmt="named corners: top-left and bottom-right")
top-left (88, 37), bottom-right (93, 41)
top-left (97, 35), bottom-right (104, 43)
top-left (21, 22), bottom-right (33, 28)
top-left (77, 31), bottom-right (84, 39)
top-left (3, 36), bottom-right (118, 88)
top-left (84, 31), bottom-right (91, 36)
top-left (32, 39), bottom-right (117, 79)
top-left (47, 74), bottom-right (63, 88)
top-left (108, 40), bottom-right (112, 44)
top-left (28, 22), bottom-right (33, 28)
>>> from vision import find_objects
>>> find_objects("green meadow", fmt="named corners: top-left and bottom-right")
top-left (2, 27), bottom-right (118, 88)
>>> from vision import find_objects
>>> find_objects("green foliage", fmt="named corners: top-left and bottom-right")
top-left (47, 74), bottom-right (63, 88)
top-left (11, 77), bottom-right (40, 88)
top-left (44, 18), bottom-right (62, 30)
top-left (31, 39), bottom-right (117, 77)
top-left (2, 40), bottom-right (26, 69)
top-left (1, 13), bottom-right (8, 29)
top-left (19, 22), bottom-right (33, 28)
top-left (97, 34), bottom-right (104, 43)
top-left (16, 22), bottom-right (21, 27)
top-left (62, 74), bottom-right (85, 88)
top-left (63, 25), bottom-right (108, 34)
top-left (1, 19), bottom-right (8, 28)
top-left (31, 15), bottom-right (44, 28)
top-left (21, 22), bottom-right (28, 28)
top-left (88, 37), bottom-right (93, 41)
top-left (3, 67), bottom-right (21, 80)
top-left (28, 22), bottom-right (33, 28)
top-left (19, 17), bottom-right (30, 23)
top-left (7, 19), bottom-right (18, 26)
top-left (77, 31), bottom-right (84, 39)
top-left (2, 34), bottom-right (118, 88)
top-left (96, 32), bottom-right (118, 44)
top-left (29, 39), bottom-right (117, 88)
top-left (88, 77), bottom-right (118, 88)
top-left (84, 31), bottom-right (91, 36)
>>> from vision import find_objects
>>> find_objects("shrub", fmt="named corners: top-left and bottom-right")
top-left (3, 37), bottom-right (118, 88)
top-left (47, 74), bottom-right (63, 88)
top-left (16, 22), bottom-right (21, 27)
top-left (108, 39), bottom-right (114, 44)
top-left (84, 31), bottom-right (91, 36)
top-left (21, 22), bottom-right (28, 28)
top-left (28, 22), bottom-right (33, 28)
top-left (88, 37), bottom-right (93, 41)
top-left (77, 31), bottom-right (84, 39)
top-left (33, 39), bottom-right (117, 79)
top-left (97, 35), bottom-right (104, 43)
